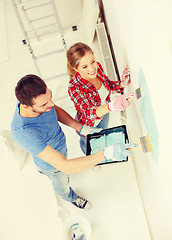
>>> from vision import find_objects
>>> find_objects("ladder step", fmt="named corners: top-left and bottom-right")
top-left (16, 0), bottom-right (49, 7)
top-left (44, 73), bottom-right (68, 82)
top-left (26, 23), bottom-right (58, 34)
top-left (24, 2), bottom-right (50, 11)
top-left (30, 14), bottom-right (54, 23)
top-left (36, 49), bottom-right (66, 59)
top-left (54, 95), bottom-right (69, 101)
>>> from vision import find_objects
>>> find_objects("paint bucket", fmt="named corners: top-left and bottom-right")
top-left (63, 215), bottom-right (91, 240)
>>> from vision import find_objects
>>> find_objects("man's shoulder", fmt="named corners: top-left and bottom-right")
top-left (11, 103), bottom-right (21, 129)
top-left (11, 122), bottom-right (47, 156)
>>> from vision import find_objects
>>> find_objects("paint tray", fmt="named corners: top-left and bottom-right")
top-left (86, 125), bottom-right (129, 165)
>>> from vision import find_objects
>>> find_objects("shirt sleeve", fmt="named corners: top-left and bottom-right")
top-left (97, 62), bottom-right (124, 93)
top-left (68, 86), bottom-right (99, 121)
top-left (12, 128), bottom-right (47, 156)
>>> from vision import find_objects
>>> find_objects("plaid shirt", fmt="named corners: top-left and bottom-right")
top-left (68, 62), bottom-right (124, 126)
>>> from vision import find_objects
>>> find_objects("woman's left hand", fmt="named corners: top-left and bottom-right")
top-left (121, 66), bottom-right (131, 87)
top-left (80, 125), bottom-right (103, 137)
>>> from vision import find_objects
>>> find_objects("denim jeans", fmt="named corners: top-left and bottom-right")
top-left (77, 113), bottom-right (109, 154)
top-left (37, 168), bottom-right (78, 202)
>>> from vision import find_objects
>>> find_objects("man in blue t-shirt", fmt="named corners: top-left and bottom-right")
top-left (11, 75), bottom-right (134, 209)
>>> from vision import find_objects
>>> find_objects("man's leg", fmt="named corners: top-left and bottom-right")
top-left (51, 171), bottom-right (78, 202)
top-left (38, 168), bottom-right (90, 209)
top-left (38, 169), bottom-right (78, 202)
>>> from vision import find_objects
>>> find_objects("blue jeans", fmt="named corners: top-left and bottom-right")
top-left (77, 113), bottom-right (109, 154)
top-left (37, 168), bottom-right (78, 202)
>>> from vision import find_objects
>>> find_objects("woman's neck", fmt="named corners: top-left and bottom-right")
top-left (87, 76), bottom-right (102, 90)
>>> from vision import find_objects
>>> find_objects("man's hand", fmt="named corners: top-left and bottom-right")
top-left (80, 125), bottom-right (103, 137)
top-left (104, 143), bottom-right (137, 161)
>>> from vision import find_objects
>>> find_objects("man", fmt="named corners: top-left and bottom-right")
top-left (11, 74), bottom-right (135, 209)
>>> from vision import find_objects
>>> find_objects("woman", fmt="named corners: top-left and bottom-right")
top-left (67, 42), bottom-right (133, 154)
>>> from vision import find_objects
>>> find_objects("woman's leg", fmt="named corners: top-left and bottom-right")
top-left (96, 113), bottom-right (109, 129)
top-left (77, 113), bottom-right (110, 154)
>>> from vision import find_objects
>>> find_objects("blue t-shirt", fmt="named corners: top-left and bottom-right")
top-left (11, 103), bottom-right (67, 170)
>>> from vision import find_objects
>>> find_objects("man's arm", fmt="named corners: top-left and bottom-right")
top-left (37, 144), bottom-right (105, 175)
top-left (54, 104), bottom-right (82, 132)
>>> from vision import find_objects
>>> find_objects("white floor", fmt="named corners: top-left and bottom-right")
top-left (0, 1), bottom-right (151, 239)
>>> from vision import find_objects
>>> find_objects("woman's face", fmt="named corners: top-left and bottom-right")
top-left (75, 51), bottom-right (98, 81)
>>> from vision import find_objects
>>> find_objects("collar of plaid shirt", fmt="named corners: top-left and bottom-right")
top-left (73, 62), bottom-right (110, 91)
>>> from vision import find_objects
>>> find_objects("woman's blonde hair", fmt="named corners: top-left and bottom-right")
top-left (66, 42), bottom-right (93, 79)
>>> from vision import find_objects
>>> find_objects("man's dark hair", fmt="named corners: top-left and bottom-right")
top-left (15, 74), bottom-right (47, 106)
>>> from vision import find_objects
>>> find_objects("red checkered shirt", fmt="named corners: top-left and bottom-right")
top-left (68, 62), bottom-right (124, 126)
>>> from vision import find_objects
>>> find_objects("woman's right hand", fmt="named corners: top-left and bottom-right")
top-left (107, 93), bottom-right (135, 111)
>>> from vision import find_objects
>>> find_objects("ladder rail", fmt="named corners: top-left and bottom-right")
top-left (11, 0), bottom-right (32, 43)
top-left (50, 0), bottom-right (66, 51)
top-left (11, 0), bottom-right (39, 40)
top-left (19, 0), bottom-right (40, 40)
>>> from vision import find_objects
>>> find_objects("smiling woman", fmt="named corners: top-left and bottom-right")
top-left (67, 42), bottom-right (132, 154)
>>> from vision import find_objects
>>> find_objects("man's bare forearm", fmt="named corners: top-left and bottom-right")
top-left (54, 105), bottom-right (82, 132)
top-left (37, 144), bottom-right (105, 175)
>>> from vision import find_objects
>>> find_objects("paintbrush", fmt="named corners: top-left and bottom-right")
top-left (126, 87), bottom-right (142, 102)
top-left (135, 87), bottom-right (142, 99)
top-left (125, 88), bottom-right (152, 153)
top-left (138, 135), bottom-right (152, 152)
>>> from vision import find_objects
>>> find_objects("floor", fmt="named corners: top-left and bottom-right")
top-left (0, 1), bottom-right (151, 239)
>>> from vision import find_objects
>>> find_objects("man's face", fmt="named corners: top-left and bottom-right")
top-left (30, 88), bottom-right (54, 113)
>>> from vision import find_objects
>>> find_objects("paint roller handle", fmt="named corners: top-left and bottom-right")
top-left (124, 143), bottom-right (138, 152)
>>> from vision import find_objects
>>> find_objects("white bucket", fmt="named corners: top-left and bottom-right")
top-left (63, 215), bottom-right (91, 240)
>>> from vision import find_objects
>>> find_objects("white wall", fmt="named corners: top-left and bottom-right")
top-left (102, 0), bottom-right (172, 239)
top-left (82, 0), bottom-right (100, 44)
top-left (0, 0), bottom-right (8, 63)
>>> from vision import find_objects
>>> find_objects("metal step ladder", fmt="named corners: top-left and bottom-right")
top-left (11, 0), bottom-right (68, 82)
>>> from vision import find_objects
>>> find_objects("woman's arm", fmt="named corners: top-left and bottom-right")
top-left (54, 104), bottom-right (82, 132)
top-left (96, 93), bottom-right (134, 118)
top-left (68, 87), bottom-right (100, 122)
top-left (97, 62), bottom-right (124, 93)
top-left (96, 104), bottom-right (110, 118)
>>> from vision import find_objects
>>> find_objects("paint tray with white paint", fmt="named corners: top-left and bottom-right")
top-left (86, 125), bottom-right (129, 165)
